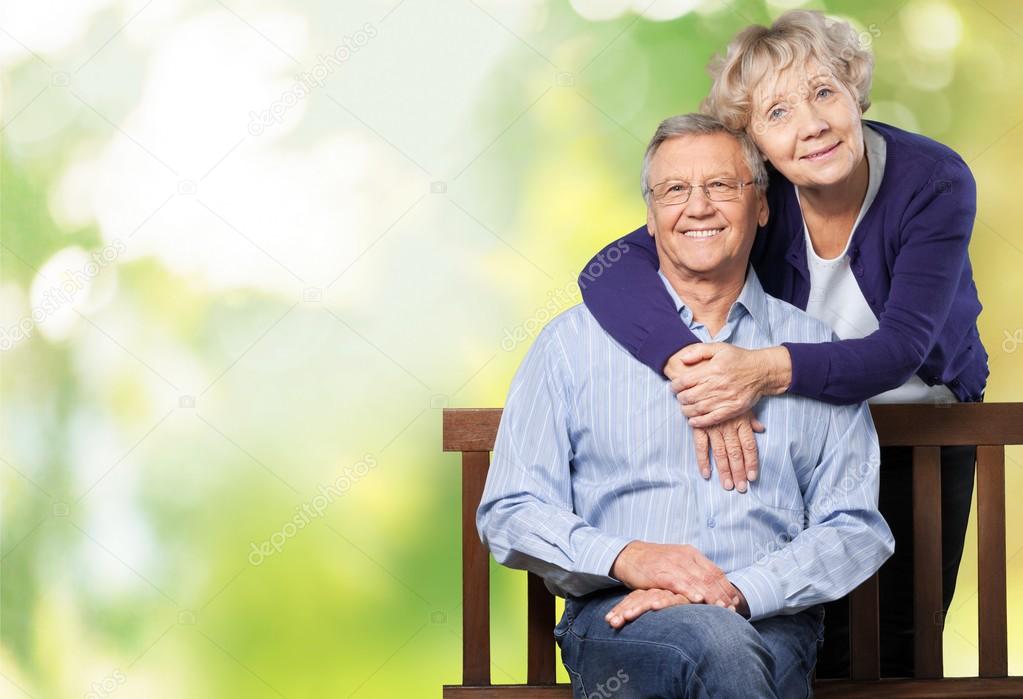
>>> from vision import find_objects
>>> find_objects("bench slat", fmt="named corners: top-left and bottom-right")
top-left (977, 445), bottom-right (1008, 677)
top-left (871, 403), bottom-right (1023, 446)
top-left (442, 677), bottom-right (1023, 698)
top-left (527, 574), bottom-right (556, 684)
top-left (849, 574), bottom-right (880, 680)
top-left (463, 451), bottom-right (492, 685)
top-left (912, 446), bottom-right (943, 678)
top-left (443, 405), bottom-right (1023, 452)
top-left (445, 409), bottom-right (502, 452)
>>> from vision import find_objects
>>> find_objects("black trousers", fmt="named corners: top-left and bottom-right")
top-left (815, 444), bottom-right (977, 679)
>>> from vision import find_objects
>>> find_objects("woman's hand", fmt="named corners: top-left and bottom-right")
top-left (665, 344), bottom-right (792, 428)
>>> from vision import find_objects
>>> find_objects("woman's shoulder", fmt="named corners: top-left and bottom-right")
top-left (865, 119), bottom-right (969, 172)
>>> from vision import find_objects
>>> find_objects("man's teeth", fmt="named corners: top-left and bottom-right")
top-left (683, 228), bottom-right (723, 238)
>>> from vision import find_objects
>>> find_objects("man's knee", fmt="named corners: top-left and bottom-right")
top-left (683, 606), bottom-right (768, 668)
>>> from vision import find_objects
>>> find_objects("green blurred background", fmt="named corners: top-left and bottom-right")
top-left (1, 0), bottom-right (1021, 696)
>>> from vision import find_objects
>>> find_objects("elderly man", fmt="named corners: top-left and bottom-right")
top-left (476, 114), bottom-right (894, 699)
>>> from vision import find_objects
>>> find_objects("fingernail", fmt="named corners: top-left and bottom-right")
top-left (691, 594), bottom-right (703, 602)
top-left (724, 478), bottom-right (733, 490)
top-left (748, 470), bottom-right (757, 481)
top-left (701, 469), bottom-right (711, 479)
top-left (716, 600), bottom-right (725, 607)
top-left (736, 481), bottom-right (747, 493)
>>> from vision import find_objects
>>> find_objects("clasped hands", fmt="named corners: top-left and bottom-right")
top-left (605, 541), bottom-right (748, 629)
top-left (663, 343), bottom-right (791, 493)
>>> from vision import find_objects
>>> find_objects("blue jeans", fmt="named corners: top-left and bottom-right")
top-left (555, 586), bottom-right (824, 699)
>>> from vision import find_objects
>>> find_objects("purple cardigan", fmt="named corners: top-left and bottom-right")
top-left (579, 120), bottom-right (988, 404)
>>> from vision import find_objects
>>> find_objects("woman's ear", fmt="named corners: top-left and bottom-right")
top-left (758, 192), bottom-right (769, 228)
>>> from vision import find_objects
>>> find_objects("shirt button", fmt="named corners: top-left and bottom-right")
top-left (707, 518), bottom-right (716, 529)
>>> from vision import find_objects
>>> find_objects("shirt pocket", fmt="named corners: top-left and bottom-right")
top-left (746, 437), bottom-right (807, 515)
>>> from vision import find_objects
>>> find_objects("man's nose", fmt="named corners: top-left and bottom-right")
top-left (684, 186), bottom-right (717, 216)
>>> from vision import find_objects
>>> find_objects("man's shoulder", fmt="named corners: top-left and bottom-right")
top-left (527, 303), bottom-right (633, 370)
top-left (760, 294), bottom-right (833, 344)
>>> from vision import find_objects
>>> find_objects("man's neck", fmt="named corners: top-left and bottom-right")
top-left (660, 265), bottom-right (745, 337)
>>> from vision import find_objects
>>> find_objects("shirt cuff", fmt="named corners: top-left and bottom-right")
top-left (636, 321), bottom-right (698, 378)
top-left (728, 565), bottom-right (784, 622)
top-left (577, 532), bottom-right (634, 582)
top-left (781, 341), bottom-right (829, 401)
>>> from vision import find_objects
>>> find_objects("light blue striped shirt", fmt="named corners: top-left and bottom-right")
top-left (477, 268), bottom-right (894, 621)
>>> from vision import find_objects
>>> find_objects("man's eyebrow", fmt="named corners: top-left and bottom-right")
top-left (653, 170), bottom-right (739, 182)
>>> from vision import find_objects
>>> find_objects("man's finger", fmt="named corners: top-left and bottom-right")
top-left (694, 428), bottom-right (711, 479)
top-left (688, 554), bottom-right (735, 607)
top-left (721, 427), bottom-right (747, 493)
top-left (737, 418), bottom-right (760, 482)
top-left (708, 429), bottom-right (733, 491)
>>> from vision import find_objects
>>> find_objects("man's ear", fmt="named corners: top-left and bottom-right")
top-left (757, 191), bottom-right (769, 228)
top-left (646, 207), bottom-right (656, 236)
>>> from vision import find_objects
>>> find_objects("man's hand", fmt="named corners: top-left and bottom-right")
top-left (605, 588), bottom-right (691, 628)
top-left (693, 411), bottom-right (765, 492)
top-left (665, 344), bottom-right (791, 428)
top-left (611, 541), bottom-right (741, 609)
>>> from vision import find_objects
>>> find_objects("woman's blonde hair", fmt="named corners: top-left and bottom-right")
top-left (701, 10), bottom-right (874, 132)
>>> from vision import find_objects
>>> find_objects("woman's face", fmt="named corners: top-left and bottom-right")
top-left (747, 61), bottom-right (865, 189)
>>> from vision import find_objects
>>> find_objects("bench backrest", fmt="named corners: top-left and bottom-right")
top-left (443, 403), bottom-right (1023, 685)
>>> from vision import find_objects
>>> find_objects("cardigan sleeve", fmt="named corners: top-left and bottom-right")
top-left (578, 226), bottom-right (699, 376)
top-left (782, 155), bottom-right (977, 403)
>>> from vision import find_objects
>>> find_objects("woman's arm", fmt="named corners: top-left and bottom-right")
top-left (782, 156), bottom-right (977, 404)
top-left (676, 157), bottom-right (977, 413)
top-left (578, 225), bottom-right (699, 375)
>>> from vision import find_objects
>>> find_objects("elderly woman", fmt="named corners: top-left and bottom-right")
top-left (578, 10), bottom-right (987, 679)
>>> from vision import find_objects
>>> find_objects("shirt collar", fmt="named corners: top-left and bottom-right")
top-left (657, 267), bottom-right (772, 340)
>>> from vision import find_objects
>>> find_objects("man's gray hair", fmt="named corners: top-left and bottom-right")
top-left (640, 113), bottom-right (768, 205)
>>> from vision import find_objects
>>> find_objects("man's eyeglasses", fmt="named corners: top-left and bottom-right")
top-left (648, 178), bottom-right (754, 206)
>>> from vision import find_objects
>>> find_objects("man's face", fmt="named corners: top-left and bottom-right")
top-left (646, 132), bottom-right (768, 280)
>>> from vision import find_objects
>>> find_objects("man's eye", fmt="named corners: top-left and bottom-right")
top-left (708, 181), bottom-right (730, 190)
top-left (668, 184), bottom-right (686, 193)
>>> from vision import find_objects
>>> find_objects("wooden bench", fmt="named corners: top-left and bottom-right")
top-left (442, 403), bottom-right (1023, 698)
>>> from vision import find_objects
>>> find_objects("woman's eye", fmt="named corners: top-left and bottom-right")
top-left (768, 107), bottom-right (785, 120)
top-left (816, 87), bottom-right (832, 99)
